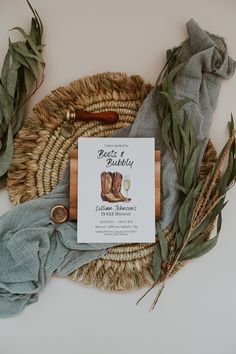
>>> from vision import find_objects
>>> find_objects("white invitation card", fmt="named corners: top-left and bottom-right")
top-left (77, 137), bottom-right (155, 243)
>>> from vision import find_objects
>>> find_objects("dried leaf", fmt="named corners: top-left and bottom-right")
top-left (217, 151), bottom-right (234, 195)
top-left (0, 125), bottom-right (13, 177)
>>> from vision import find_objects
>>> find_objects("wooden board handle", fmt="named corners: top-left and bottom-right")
top-left (69, 148), bottom-right (161, 220)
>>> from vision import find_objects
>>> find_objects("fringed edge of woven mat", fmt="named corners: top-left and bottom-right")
top-left (67, 221), bottom-right (216, 291)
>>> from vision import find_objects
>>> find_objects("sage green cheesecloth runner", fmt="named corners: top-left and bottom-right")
top-left (0, 19), bottom-right (235, 317)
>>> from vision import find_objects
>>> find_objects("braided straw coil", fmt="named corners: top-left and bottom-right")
top-left (7, 72), bottom-right (217, 291)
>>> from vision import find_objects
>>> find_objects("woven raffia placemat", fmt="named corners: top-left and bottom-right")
top-left (7, 72), bottom-right (217, 291)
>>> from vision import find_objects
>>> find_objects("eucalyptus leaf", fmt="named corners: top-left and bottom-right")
top-left (24, 67), bottom-right (35, 93)
top-left (176, 98), bottom-right (191, 108)
top-left (183, 141), bottom-right (204, 190)
top-left (179, 125), bottom-right (190, 167)
top-left (176, 183), bottom-right (189, 195)
top-left (176, 232), bottom-right (184, 250)
top-left (24, 56), bottom-right (39, 79)
top-left (7, 61), bottom-right (19, 98)
top-left (179, 234), bottom-right (218, 261)
top-left (180, 213), bottom-right (222, 261)
top-left (29, 17), bottom-right (41, 46)
top-left (161, 113), bottom-right (171, 146)
top-left (0, 105), bottom-right (3, 124)
top-left (168, 62), bottom-right (186, 82)
top-left (161, 91), bottom-right (181, 153)
top-left (172, 216), bottom-right (180, 234)
top-left (11, 27), bottom-right (44, 62)
top-left (0, 125), bottom-right (13, 177)
top-left (13, 52), bottom-right (31, 70)
top-left (1, 50), bottom-right (11, 90)
top-left (27, 0), bottom-right (43, 39)
top-left (166, 75), bottom-right (174, 97)
top-left (178, 188), bottom-right (194, 235)
top-left (156, 48), bottom-right (178, 86)
top-left (13, 42), bottom-right (43, 62)
top-left (12, 85), bottom-right (27, 135)
top-left (192, 178), bottom-right (204, 198)
top-left (0, 84), bottom-right (14, 122)
top-left (184, 112), bottom-right (196, 151)
top-left (189, 198), bottom-right (226, 242)
top-left (156, 222), bottom-right (169, 262)
top-left (153, 243), bottom-right (162, 281)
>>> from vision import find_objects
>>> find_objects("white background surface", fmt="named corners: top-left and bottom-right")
top-left (0, 1), bottom-right (236, 353)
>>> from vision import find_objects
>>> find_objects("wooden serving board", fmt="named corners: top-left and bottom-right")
top-left (69, 149), bottom-right (161, 220)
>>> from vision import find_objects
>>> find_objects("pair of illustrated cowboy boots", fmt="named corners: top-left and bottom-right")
top-left (100, 172), bottom-right (131, 203)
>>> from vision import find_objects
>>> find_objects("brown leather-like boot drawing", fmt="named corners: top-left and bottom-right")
top-left (100, 172), bottom-right (123, 202)
top-left (112, 172), bottom-right (131, 202)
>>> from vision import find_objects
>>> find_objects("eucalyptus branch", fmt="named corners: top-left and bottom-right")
top-left (139, 51), bottom-right (236, 310)
top-left (0, 1), bottom-right (45, 181)
top-left (145, 123), bottom-right (236, 310)
top-left (10, 65), bottom-right (45, 125)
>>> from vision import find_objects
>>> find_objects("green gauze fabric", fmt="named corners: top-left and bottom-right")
top-left (0, 19), bottom-right (235, 318)
top-left (112, 19), bottom-right (235, 228)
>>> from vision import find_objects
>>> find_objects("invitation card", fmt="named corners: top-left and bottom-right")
top-left (77, 137), bottom-right (155, 243)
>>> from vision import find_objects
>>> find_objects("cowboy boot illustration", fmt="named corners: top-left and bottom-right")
top-left (112, 172), bottom-right (131, 202)
top-left (100, 172), bottom-right (123, 202)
